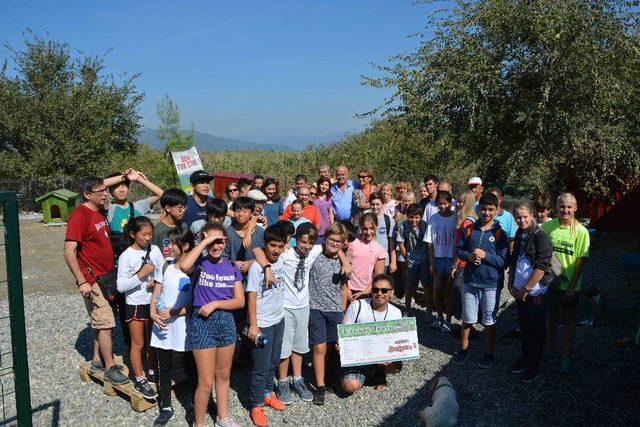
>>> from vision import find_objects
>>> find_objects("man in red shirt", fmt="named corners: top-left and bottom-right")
top-left (280, 186), bottom-right (321, 227)
top-left (63, 175), bottom-right (129, 385)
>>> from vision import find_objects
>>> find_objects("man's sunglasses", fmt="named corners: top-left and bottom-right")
top-left (372, 287), bottom-right (392, 294)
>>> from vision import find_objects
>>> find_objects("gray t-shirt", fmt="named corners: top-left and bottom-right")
top-left (308, 251), bottom-right (344, 312)
top-left (153, 220), bottom-right (188, 259)
top-left (223, 224), bottom-right (265, 261)
top-left (190, 217), bottom-right (233, 244)
top-left (246, 257), bottom-right (286, 328)
top-left (376, 213), bottom-right (395, 267)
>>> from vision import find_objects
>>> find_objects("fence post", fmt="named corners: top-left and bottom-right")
top-left (2, 192), bottom-right (33, 426)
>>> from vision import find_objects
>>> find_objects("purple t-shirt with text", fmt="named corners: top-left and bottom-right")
top-left (193, 257), bottom-right (242, 307)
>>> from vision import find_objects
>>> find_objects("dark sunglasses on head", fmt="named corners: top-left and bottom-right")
top-left (372, 287), bottom-right (392, 294)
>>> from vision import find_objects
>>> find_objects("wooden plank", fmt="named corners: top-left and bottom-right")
top-left (77, 357), bottom-right (158, 412)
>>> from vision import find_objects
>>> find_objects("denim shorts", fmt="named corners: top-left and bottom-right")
top-left (461, 284), bottom-right (497, 326)
top-left (308, 309), bottom-right (342, 345)
top-left (405, 253), bottom-right (430, 290)
top-left (434, 257), bottom-right (454, 275)
top-left (190, 308), bottom-right (237, 350)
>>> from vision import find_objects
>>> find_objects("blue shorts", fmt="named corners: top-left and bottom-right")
top-left (190, 309), bottom-right (237, 350)
top-left (434, 257), bottom-right (454, 275)
top-left (309, 309), bottom-right (342, 345)
top-left (405, 252), bottom-right (430, 290)
top-left (461, 285), bottom-right (497, 326)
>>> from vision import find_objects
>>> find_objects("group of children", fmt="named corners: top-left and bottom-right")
top-left (103, 168), bottom-right (589, 427)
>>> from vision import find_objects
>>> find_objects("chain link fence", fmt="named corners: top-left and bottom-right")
top-left (0, 178), bottom-right (167, 214)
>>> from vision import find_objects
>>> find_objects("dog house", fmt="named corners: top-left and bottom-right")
top-left (36, 189), bottom-right (78, 223)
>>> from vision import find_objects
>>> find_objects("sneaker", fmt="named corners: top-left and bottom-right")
top-left (215, 416), bottom-right (240, 427)
top-left (153, 407), bottom-right (174, 427)
top-left (264, 393), bottom-right (286, 411)
top-left (276, 380), bottom-right (293, 405)
top-left (452, 349), bottom-right (469, 366)
top-left (291, 378), bottom-right (313, 402)
top-left (133, 378), bottom-right (158, 400)
top-left (440, 321), bottom-right (452, 334)
top-left (521, 366), bottom-right (541, 383)
top-left (250, 407), bottom-right (268, 427)
top-left (312, 386), bottom-right (326, 406)
top-left (559, 356), bottom-right (572, 374)
top-left (509, 358), bottom-right (529, 374)
top-left (423, 312), bottom-right (437, 325)
top-left (104, 365), bottom-right (130, 385)
top-left (478, 353), bottom-right (494, 369)
top-left (89, 361), bottom-right (104, 375)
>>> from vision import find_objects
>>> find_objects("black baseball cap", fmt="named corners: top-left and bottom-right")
top-left (190, 170), bottom-right (213, 184)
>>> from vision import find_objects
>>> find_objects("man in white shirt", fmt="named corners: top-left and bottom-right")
top-left (340, 274), bottom-right (403, 395)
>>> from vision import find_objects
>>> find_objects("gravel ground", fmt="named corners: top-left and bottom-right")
top-left (0, 221), bottom-right (639, 426)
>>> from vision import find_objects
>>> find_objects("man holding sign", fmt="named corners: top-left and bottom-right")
top-left (339, 274), bottom-right (406, 394)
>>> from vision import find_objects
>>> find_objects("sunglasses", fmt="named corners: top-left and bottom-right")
top-left (228, 188), bottom-right (238, 192)
top-left (357, 175), bottom-right (369, 179)
top-left (309, 192), bottom-right (317, 196)
top-left (372, 287), bottom-right (392, 294)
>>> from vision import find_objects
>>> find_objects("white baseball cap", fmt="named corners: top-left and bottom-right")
top-left (247, 189), bottom-right (268, 202)
top-left (467, 177), bottom-right (483, 186)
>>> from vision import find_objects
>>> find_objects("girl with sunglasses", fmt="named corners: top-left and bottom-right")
top-left (180, 223), bottom-right (245, 427)
top-left (225, 182), bottom-right (240, 210)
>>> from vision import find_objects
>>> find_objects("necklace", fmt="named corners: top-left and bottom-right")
top-left (371, 304), bottom-right (389, 321)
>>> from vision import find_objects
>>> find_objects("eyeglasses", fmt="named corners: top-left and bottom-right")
top-left (326, 237), bottom-right (343, 246)
top-left (372, 287), bottom-right (392, 294)
top-left (299, 193), bottom-right (309, 197)
top-left (357, 175), bottom-right (369, 179)
top-left (171, 205), bottom-right (186, 211)
top-left (89, 188), bottom-right (108, 194)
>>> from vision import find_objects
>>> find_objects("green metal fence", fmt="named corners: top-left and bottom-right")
top-left (0, 192), bottom-right (32, 426)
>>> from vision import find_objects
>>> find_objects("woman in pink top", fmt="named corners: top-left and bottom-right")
top-left (346, 213), bottom-right (387, 301)
top-left (314, 176), bottom-right (335, 239)
top-left (379, 183), bottom-right (398, 220)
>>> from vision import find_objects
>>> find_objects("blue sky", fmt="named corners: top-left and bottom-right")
top-left (1, 1), bottom-right (437, 148)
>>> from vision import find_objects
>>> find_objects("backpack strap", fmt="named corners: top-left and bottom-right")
top-left (162, 260), bottom-right (170, 275)
top-left (354, 299), bottom-right (363, 323)
top-left (129, 202), bottom-right (135, 220)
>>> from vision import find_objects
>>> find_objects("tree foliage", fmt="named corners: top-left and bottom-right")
top-left (363, 0), bottom-right (640, 197)
top-left (156, 94), bottom-right (194, 157)
top-left (0, 31), bottom-right (143, 178)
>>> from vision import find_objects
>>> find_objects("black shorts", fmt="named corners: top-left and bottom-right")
top-left (548, 288), bottom-right (580, 308)
top-left (125, 304), bottom-right (150, 322)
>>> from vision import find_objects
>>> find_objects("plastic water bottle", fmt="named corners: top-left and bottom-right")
top-left (255, 333), bottom-right (268, 349)
top-left (156, 295), bottom-right (167, 312)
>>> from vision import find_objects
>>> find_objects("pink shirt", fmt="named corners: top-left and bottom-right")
top-left (383, 200), bottom-right (397, 218)
top-left (347, 237), bottom-right (388, 292)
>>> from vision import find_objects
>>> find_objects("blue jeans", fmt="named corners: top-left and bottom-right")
top-left (250, 319), bottom-right (285, 408)
top-left (516, 294), bottom-right (547, 369)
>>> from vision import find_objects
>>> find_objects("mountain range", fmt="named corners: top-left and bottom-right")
top-left (138, 127), bottom-right (296, 152)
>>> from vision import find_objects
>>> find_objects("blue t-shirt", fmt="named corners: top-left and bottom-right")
top-left (184, 195), bottom-right (211, 227)
top-left (264, 200), bottom-right (283, 226)
top-left (223, 224), bottom-right (265, 262)
top-left (330, 180), bottom-right (357, 221)
top-left (245, 257), bottom-right (286, 327)
top-left (494, 209), bottom-right (517, 240)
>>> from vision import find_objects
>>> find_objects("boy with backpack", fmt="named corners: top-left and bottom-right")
top-left (369, 192), bottom-right (397, 274)
top-left (246, 225), bottom-right (290, 426)
top-left (452, 193), bottom-right (508, 369)
top-left (153, 189), bottom-right (189, 259)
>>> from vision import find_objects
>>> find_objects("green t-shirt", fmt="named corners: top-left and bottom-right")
top-left (541, 219), bottom-right (590, 291)
top-left (107, 199), bottom-right (151, 233)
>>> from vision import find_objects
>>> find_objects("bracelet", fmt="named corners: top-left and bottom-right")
top-left (77, 281), bottom-right (89, 288)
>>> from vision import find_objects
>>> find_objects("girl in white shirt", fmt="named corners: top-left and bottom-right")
top-left (149, 228), bottom-right (196, 425)
top-left (117, 216), bottom-right (164, 400)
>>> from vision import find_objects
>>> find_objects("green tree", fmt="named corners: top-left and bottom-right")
top-left (0, 31), bottom-right (143, 178)
top-left (156, 94), bottom-right (194, 157)
top-left (364, 0), bottom-right (640, 198)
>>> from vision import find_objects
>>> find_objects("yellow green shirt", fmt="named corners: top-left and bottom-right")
top-left (541, 219), bottom-right (590, 291)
